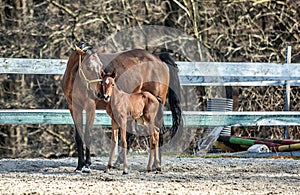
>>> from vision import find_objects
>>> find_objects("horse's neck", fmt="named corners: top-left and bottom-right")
top-left (66, 52), bottom-right (79, 70)
top-left (111, 84), bottom-right (126, 104)
top-left (62, 52), bottom-right (80, 94)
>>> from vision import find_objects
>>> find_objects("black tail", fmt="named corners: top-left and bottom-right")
top-left (156, 52), bottom-right (183, 140)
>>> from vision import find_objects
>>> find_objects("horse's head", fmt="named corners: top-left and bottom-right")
top-left (101, 69), bottom-right (117, 102)
top-left (77, 48), bottom-right (104, 100)
top-left (74, 42), bottom-right (104, 60)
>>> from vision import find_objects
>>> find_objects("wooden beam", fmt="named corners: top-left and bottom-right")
top-left (2, 58), bottom-right (300, 86)
top-left (177, 62), bottom-right (300, 86)
top-left (2, 109), bottom-right (300, 127)
top-left (0, 58), bottom-right (67, 74)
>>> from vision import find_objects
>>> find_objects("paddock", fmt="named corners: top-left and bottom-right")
top-left (1, 56), bottom-right (300, 194)
top-left (0, 156), bottom-right (299, 194)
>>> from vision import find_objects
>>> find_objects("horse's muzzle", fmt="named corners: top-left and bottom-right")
top-left (96, 92), bottom-right (104, 100)
top-left (103, 95), bottom-right (110, 102)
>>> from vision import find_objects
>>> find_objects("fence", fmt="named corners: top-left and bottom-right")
top-left (1, 57), bottom-right (300, 133)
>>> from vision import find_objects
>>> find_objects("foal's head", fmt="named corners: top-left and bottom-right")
top-left (75, 45), bottom-right (104, 100)
top-left (101, 69), bottom-right (117, 103)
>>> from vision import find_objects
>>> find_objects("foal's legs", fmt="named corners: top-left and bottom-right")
top-left (119, 123), bottom-right (128, 174)
top-left (156, 102), bottom-right (165, 167)
top-left (147, 123), bottom-right (160, 172)
top-left (106, 119), bottom-right (118, 173)
top-left (113, 120), bottom-right (136, 168)
top-left (145, 99), bottom-right (161, 172)
top-left (153, 127), bottom-right (160, 171)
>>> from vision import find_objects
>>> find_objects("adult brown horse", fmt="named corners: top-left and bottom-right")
top-left (62, 42), bottom-right (182, 173)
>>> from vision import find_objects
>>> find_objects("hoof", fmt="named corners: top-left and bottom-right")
top-left (82, 166), bottom-right (91, 173)
top-left (74, 169), bottom-right (82, 173)
top-left (104, 168), bottom-right (110, 173)
top-left (122, 171), bottom-right (128, 175)
top-left (156, 167), bottom-right (162, 172)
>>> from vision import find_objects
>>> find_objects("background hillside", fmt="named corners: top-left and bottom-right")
top-left (1, 0), bottom-right (300, 157)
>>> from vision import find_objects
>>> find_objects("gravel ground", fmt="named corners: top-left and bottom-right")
top-left (0, 156), bottom-right (299, 194)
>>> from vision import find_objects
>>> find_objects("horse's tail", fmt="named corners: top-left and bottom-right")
top-left (156, 52), bottom-right (183, 140)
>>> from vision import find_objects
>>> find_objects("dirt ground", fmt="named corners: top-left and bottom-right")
top-left (0, 155), bottom-right (299, 194)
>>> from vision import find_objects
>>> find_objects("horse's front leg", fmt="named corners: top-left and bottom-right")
top-left (113, 120), bottom-right (136, 168)
top-left (70, 106), bottom-right (85, 172)
top-left (82, 103), bottom-right (96, 173)
top-left (120, 123), bottom-right (128, 175)
top-left (74, 127), bottom-right (84, 172)
top-left (105, 119), bottom-right (118, 173)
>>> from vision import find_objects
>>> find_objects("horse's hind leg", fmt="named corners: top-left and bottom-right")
top-left (147, 124), bottom-right (160, 172)
top-left (145, 100), bottom-right (161, 172)
top-left (146, 125), bottom-right (155, 172)
top-left (156, 102), bottom-right (164, 167)
top-left (153, 127), bottom-right (161, 171)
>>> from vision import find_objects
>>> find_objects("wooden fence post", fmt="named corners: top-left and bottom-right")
top-left (284, 46), bottom-right (291, 139)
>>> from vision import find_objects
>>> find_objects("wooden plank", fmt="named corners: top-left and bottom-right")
top-left (2, 109), bottom-right (300, 126)
top-left (177, 62), bottom-right (300, 78)
top-left (0, 58), bottom-right (67, 74)
top-left (181, 111), bottom-right (300, 126)
top-left (179, 79), bottom-right (297, 86)
top-left (2, 58), bottom-right (300, 86)
top-left (177, 62), bottom-right (300, 86)
top-left (0, 109), bottom-right (111, 126)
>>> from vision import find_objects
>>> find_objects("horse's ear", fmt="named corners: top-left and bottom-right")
top-left (74, 45), bottom-right (86, 56)
top-left (112, 68), bottom-right (117, 78)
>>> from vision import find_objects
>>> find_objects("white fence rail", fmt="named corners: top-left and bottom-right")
top-left (1, 58), bottom-right (300, 86)
top-left (1, 58), bottom-right (300, 128)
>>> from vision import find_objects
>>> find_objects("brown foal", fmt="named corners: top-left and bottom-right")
top-left (101, 69), bottom-right (161, 174)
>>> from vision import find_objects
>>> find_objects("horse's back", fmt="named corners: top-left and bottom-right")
top-left (100, 49), bottom-right (161, 70)
top-left (100, 49), bottom-right (169, 101)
